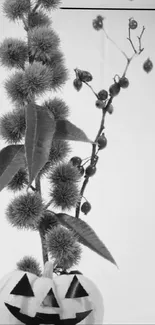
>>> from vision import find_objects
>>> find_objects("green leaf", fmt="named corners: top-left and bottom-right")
top-left (54, 119), bottom-right (93, 143)
top-left (57, 213), bottom-right (118, 267)
top-left (0, 144), bottom-right (26, 192)
top-left (25, 103), bottom-right (56, 188)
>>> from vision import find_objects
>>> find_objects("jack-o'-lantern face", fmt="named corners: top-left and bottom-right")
top-left (5, 273), bottom-right (92, 325)
top-left (0, 262), bottom-right (104, 325)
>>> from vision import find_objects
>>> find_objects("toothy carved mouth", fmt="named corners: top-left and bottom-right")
top-left (5, 303), bottom-right (92, 325)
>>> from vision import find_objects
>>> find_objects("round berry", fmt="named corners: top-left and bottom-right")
top-left (97, 89), bottom-right (108, 100)
top-left (143, 58), bottom-right (153, 73)
top-left (92, 18), bottom-right (103, 31)
top-left (78, 70), bottom-right (93, 82)
top-left (85, 165), bottom-right (96, 177)
top-left (78, 165), bottom-right (85, 176)
top-left (95, 99), bottom-right (105, 109)
top-left (97, 135), bottom-right (107, 150)
top-left (107, 104), bottom-right (114, 114)
top-left (70, 156), bottom-right (82, 167)
top-left (119, 77), bottom-right (129, 89)
top-left (109, 82), bottom-right (120, 97)
top-left (73, 78), bottom-right (82, 91)
top-left (129, 18), bottom-right (138, 30)
top-left (81, 201), bottom-right (91, 215)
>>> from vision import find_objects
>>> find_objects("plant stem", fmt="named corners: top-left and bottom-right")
top-left (122, 55), bottom-right (135, 77)
top-left (32, 2), bottom-right (41, 13)
top-left (137, 26), bottom-right (145, 53)
top-left (35, 174), bottom-right (41, 194)
top-left (30, 185), bottom-right (37, 192)
top-left (35, 175), bottom-right (48, 265)
top-left (127, 26), bottom-right (137, 54)
top-left (44, 198), bottom-right (54, 210)
top-left (83, 81), bottom-right (99, 98)
top-left (75, 177), bottom-right (89, 218)
top-left (39, 228), bottom-right (48, 265)
top-left (75, 97), bottom-right (113, 219)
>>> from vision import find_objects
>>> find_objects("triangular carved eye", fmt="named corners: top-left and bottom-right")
top-left (10, 274), bottom-right (34, 297)
top-left (42, 288), bottom-right (59, 307)
top-left (65, 275), bottom-right (89, 298)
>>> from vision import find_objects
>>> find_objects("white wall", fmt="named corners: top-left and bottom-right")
top-left (0, 0), bottom-right (155, 323)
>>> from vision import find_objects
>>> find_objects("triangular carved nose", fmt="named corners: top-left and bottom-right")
top-left (42, 288), bottom-right (59, 307)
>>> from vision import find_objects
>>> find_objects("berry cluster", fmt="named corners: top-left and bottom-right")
top-left (73, 15), bottom-right (153, 220)
top-left (73, 68), bottom-right (93, 91)
top-left (69, 155), bottom-right (100, 215)
top-left (95, 75), bottom-right (129, 115)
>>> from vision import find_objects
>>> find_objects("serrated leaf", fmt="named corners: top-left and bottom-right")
top-left (54, 119), bottom-right (93, 143)
top-left (25, 103), bottom-right (56, 188)
top-left (57, 213), bottom-right (118, 267)
top-left (0, 145), bottom-right (26, 192)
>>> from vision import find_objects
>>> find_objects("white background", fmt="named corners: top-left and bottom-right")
top-left (0, 0), bottom-right (155, 323)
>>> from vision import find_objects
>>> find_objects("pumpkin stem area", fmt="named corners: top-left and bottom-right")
top-left (42, 261), bottom-right (53, 279)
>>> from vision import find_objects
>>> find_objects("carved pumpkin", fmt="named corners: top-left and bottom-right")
top-left (0, 261), bottom-right (104, 324)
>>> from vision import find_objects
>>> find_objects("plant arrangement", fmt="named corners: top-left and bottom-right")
top-left (0, 0), bottom-right (153, 324)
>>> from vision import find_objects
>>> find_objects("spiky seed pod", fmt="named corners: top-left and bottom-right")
top-left (16, 256), bottom-right (42, 276)
top-left (37, 139), bottom-right (71, 178)
top-left (38, 0), bottom-right (62, 10)
top-left (7, 168), bottom-right (28, 192)
top-left (28, 11), bottom-right (51, 29)
top-left (44, 50), bottom-right (68, 90)
top-left (5, 192), bottom-right (45, 230)
top-left (37, 161), bottom-right (53, 179)
top-left (3, 0), bottom-right (31, 21)
top-left (28, 26), bottom-right (60, 61)
top-left (4, 71), bottom-right (25, 104)
top-left (49, 182), bottom-right (80, 210)
top-left (48, 138), bottom-right (71, 164)
top-left (0, 38), bottom-right (28, 69)
top-left (49, 62), bottom-right (68, 90)
top-left (49, 162), bottom-right (82, 186)
top-left (43, 98), bottom-right (69, 120)
top-left (0, 106), bottom-right (26, 143)
top-left (23, 62), bottom-right (53, 97)
top-left (46, 225), bottom-right (82, 270)
top-left (38, 210), bottom-right (59, 232)
top-left (45, 50), bottom-right (65, 67)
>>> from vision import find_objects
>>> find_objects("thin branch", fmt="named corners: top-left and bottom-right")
top-left (22, 15), bottom-right (29, 32)
top-left (83, 81), bottom-right (99, 98)
top-left (35, 175), bottom-right (41, 195)
top-left (122, 54), bottom-right (135, 77)
top-left (39, 228), bottom-right (49, 264)
top-left (32, 2), bottom-right (41, 13)
top-left (122, 26), bottom-right (145, 77)
top-left (75, 178), bottom-right (89, 218)
top-left (137, 26), bottom-right (145, 53)
top-left (82, 158), bottom-right (91, 167)
top-left (44, 198), bottom-right (54, 210)
top-left (102, 27), bottom-right (128, 60)
top-left (127, 26), bottom-right (137, 54)
top-left (30, 185), bottom-right (37, 192)
top-left (35, 175), bottom-right (48, 264)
